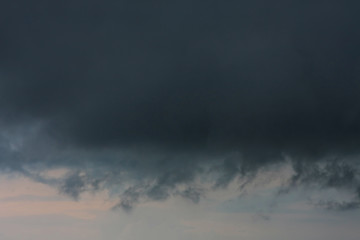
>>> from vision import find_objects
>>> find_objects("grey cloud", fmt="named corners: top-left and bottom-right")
top-left (59, 171), bottom-right (87, 200)
top-left (211, 156), bottom-right (241, 189)
top-left (316, 200), bottom-right (360, 211)
top-left (278, 160), bottom-right (360, 210)
top-left (0, 0), bottom-right (360, 211)
top-left (283, 161), bottom-right (360, 191)
top-left (176, 187), bottom-right (204, 204)
top-left (113, 185), bottom-right (143, 212)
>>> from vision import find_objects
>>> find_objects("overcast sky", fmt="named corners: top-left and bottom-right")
top-left (1, 1), bottom-right (360, 239)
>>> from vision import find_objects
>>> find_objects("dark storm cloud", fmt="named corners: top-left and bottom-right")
top-left (1, 0), bottom-right (360, 210)
top-left (1, 0), bottom-right (360, 153)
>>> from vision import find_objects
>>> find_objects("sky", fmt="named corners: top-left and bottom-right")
top-left (1, 1), bottom-right (360, 239)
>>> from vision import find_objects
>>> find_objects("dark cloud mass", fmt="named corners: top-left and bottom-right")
top-left (1, 0), bottom-right (360, 210)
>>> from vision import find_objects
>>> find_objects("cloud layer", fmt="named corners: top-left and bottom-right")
top-left (1, 0), bottom-right (360, 210)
